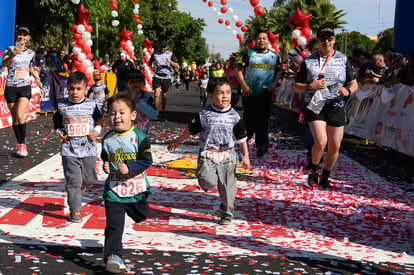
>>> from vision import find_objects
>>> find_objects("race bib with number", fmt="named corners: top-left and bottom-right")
top-left (14, 67), bottom-right (30, 80)
top-left (109, 173), bottom-right (147, 197)
top-left (201, 149), bottom-right (230, 163)
top-left (64, 116), bottom-right (90, 137)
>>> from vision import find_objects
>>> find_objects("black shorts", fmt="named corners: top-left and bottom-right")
top-left (152, 77), bottom-right (171, 92)
top-left (4, 85), bottom-right (32, 104)
top-left (305, 101), bottom-right (346, 127)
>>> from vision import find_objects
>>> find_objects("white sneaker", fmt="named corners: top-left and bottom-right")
top-left (15, 144), bottom-right (28, 158)
top-left (106, 254), bottom-right (126, 273)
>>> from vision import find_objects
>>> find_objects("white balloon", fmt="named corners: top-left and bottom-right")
top-left (228, 7), bottom-right (234, 14)
top-left (226, 25), bottom-right (231, 31)
top-left (112, 20), bottom-right (120, 27)
top-left (71, 0), bottom-right (80, 4)
top-left (292, 29), bottom-right (301, 39)
top-left (137, 24), bottom-right (143, 30)
top-left (133, 8), bottom-right (139, 14)
top-left (137, 30), bottom-right (143, 35)
top-left (212, 7), bottom-right (217, 12)
top-left (298, 36), bottom-right (307, 45)
top-left (111, 10), bottom-right (118, 17)
top-left (82, 59), bottom-right (92, 67)
top-left (216, 12), bottom-right (222, 17)
top-left (86, 67), bottom-right (94, 74)
top-left (82, 32), bottom-right (91, 40)
top-left (231, 15), bottom-right (238, 21)
top-left (143, 48), bottom-right (148, 53)
top-left (76, 25), bottom-right (86, 34)
top-left (232, 30), bottom-right (237, 35)
top-left (77, 53), bottom-right (86, 61)
top-left (72, 46), bottom-right (81, 54)
top-left (134, 4), bottom-right (139, 9)
top-left (126, 40), bottom-right (132, 46)
top-left (86, 39), bottom-right (93, 47)
top-left (129, 46), bottom-right (134, 51)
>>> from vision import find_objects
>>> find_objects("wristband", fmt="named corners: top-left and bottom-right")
top-left (94, 125), bottom-right (102, 135)
top-left (345, 87), bottom-right (351, 97)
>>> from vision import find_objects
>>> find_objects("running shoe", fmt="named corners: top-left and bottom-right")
top-left (219, 217), bottom-right (232, 225)
top-left (106, 254), bottom-right (126, 273)
top-left (319, 176), bottom-right (331, 189)
top-left (69, 211), bottom-right (83, 223)
top-left (15, 144), bottom-right (28, 158)
top-left (307, 170), bottom-right (319, 189)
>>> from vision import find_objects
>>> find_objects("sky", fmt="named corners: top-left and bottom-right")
top-left (177, 0), bottom-right (396, 60)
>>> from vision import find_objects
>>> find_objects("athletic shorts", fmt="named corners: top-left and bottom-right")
top-left (4, 85), bottom-right (32, 104)
top-left (305, 101), bottom-right (346, 127)
top-left (152, 77), bottom-right (171, 92)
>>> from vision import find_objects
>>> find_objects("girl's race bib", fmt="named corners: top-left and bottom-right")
top-left (109, 172), bottom-right (147, 197)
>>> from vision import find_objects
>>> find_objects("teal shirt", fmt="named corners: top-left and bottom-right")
top-left (243, 48), bottom-right (280, 96)
top-left (101, 126), bottom-right (152, 203)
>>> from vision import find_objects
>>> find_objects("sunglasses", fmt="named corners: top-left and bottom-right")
top-left (318, 36), bottom-right (334, 42)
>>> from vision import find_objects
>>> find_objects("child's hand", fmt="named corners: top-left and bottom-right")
top-left (167, 142), bottom-right (179, 151)
top-left (59, 131), bottom-right (69, 143)
top-left (117, 162), bottom-right (129, 174)
top-left (88, 130), bottom-right (99, 141)
top-left (103, 161), bottom-right (110, 174)
top-left (243, 155), bottom-right (251, 169)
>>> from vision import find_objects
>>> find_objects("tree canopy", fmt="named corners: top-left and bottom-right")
top-left (15, 0), bottom-right (208, 64)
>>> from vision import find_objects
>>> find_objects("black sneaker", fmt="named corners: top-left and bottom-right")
top-left (256, 144), bottom-right (268, 157)
top-left (219, 217), bottom-right (232, 225)
top-left (307, 170), bottom-right (319, 188)
top-left (319, 176), bottom-right (331, 189)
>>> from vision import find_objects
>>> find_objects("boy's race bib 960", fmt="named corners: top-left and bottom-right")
top-left (64, 116), bottom-right (90, 137)
top-left (109, 172), bottom-right (147, 197)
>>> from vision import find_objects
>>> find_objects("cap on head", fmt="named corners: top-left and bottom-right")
top-left (126, 69), bottom-right (146, 83)
top-left (159, 40), bottom-right (168, 48)
top-left (94, 74), bottom-right (102, 80)
top-left (120, 52), bottom-right (127, 58)
top-left (317, 26), bottom-right (334, 38)
top-left (17, 26), bottom-right (30, 35)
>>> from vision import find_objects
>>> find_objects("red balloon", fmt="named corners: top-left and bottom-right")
top-left (76, 38), bottom-right (85, 48)
top-left (111, 4), bottom-right (117, 10)
top-left (208, 1), bottom-right (213, 7)
top-left (292, 38), bottom-right (298, 48)
top-left (87, 53), bottom-right (94, 60)
top-left (78, 66), bottom-right (86, 74)
top-left (71, 25), bottom-right (77, 33)
top-left (241, 26), bottom-right (248, 32)
top-left (86, 25), bottom-right (93, 33)
top-left (120, 41), bottom-right (126, 47)
top-left (134, 14), bottom-right (139, 19)
top-left (236, 21), bottom-right (243, 28)
top-left (250, 0), bottom-right (259, 7)
top-left (73, 33), bottom-right (82, 40)
top-left (236, 34), bottom-right (242, 39)
top-left (220, 0), bottom-right (227, 4)
top-left (202, 0), bottom-right (207, 2)
top-left (135, 19), bottom-right (140, 24)
top-left (239, 38), bottom-right (244, 43)
top-left (301, 27), bottom-right (311, 38)
top-left (254, 6), bottom-right (264, 16)
top-left (83, 45), bottom-right (91, 54)
top-left (73, 60), bottom-right (82, 68)
top-left (225, 20), bottom-right (230, 26)
top-left (220, 7), bottom-right (227, 13)
top-left (218, 18), bottom-right (224, 24)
